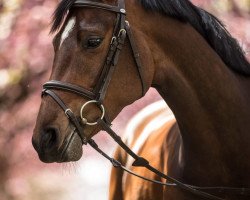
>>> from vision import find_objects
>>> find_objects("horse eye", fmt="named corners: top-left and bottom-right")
top-left (86, 38), bottom-right (103, 49)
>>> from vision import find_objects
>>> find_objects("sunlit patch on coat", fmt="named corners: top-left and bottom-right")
top-left (122, 100), bottom-right (175, 189)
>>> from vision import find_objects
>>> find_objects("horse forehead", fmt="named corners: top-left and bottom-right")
top-left (60, 17), bottom-right (76, 48)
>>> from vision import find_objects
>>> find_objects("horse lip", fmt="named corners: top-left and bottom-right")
top-left (59, 128), bottom-right (77, 162)
top-left (38, 153), bottom-right (57, 163)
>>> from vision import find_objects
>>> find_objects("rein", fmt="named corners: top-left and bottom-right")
top-left (42, 0), bottom-right (250, 199)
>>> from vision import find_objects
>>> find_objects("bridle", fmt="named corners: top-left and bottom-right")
top-left (43, 0), bottom-right (145, 142)
top-left (42, 0), bottom-right (250, 200)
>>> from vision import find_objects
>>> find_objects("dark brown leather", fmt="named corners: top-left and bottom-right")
top-left (97, 119), bottom-right (224, 200)
top-left (44, 80), bottom-right (96, 99)
top-left (73, 0), bottom-right (124, 13)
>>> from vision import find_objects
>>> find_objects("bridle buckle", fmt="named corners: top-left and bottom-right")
top-left (65, 108), bottom-right (73, 118)
top-left (118, 28), bottom-right (126, 38)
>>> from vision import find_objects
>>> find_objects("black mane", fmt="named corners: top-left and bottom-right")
top-left (50, 0), bottom-right (76, 33)
top-left (139, 0), bottom-right (250, 76)
top-left (51, 0), bottom-right (250, 75)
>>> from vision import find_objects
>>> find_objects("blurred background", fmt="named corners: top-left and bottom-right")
top-left (0, 0), bottom-right (249, 200)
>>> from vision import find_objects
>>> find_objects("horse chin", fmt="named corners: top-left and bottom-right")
top-left (59, 130), bottom-right (83, 163)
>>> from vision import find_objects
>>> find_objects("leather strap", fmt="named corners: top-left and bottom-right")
top-left (97, 30), bottom-right (127, 103)
top-left (88, 138), bottom-right (176, 187)
top-left (44, 80), bottom-right (96, 100)
top-left (89, 136), bottom-right (250, 198)
top-left (73, 0), bottom-right (125, 14)
top-left (42, 89), bottom-right (88, 144)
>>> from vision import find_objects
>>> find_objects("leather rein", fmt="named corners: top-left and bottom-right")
top-left (42, 0), bottom-right (250, 199)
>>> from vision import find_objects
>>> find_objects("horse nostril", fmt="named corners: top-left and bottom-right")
top-left (41, 127), bottom-right (58, 150)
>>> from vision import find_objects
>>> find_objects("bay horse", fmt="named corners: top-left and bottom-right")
top-left (32, 0), bottom-right (250, 199)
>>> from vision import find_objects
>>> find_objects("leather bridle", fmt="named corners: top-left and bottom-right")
top-left (42, 0), bottom-right (250, 199)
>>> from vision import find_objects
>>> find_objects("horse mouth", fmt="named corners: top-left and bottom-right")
top-left (59, 128), bottom-right (83, 163)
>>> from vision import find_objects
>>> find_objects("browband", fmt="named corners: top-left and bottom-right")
top-left (73, 0), bottom-right (126, 14)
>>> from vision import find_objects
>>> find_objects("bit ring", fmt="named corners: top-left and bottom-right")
top-left (80, 100), bottom-right (105, 126)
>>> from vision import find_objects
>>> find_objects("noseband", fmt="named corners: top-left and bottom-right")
top-left (42, 1), bottom-right (250, 200)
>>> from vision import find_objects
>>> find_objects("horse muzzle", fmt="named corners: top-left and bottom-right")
top-left (32, 126), bottom-right (83, 163)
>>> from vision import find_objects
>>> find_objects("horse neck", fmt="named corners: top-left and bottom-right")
top-left (135, 10), bottom-right (250, 184)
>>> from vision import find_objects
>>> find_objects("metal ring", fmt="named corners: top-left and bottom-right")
top-left (120, 8), bottom-right (126, 14)
top-left (110, 36), bottom-right (117, 44)
top-left (80, 100), bottom-right (105, 126)
top-left (118, 29), bottom-right (126, 37)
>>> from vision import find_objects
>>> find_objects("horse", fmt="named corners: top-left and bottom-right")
top-left (32, 0), bottom-right (250, 199)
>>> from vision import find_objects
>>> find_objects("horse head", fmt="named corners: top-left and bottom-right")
top-left (32, 0), bottom-right (153, 163)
